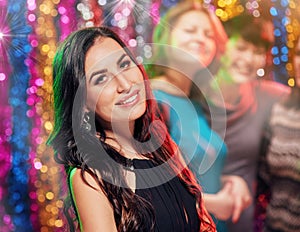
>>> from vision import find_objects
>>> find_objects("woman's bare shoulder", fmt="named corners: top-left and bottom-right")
top-left (70, 168), bottom-right (117, 232)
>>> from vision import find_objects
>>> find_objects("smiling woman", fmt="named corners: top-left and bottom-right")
top-left (47, 26), bottom-right (215, 232)
top-left (84, 37), bottom-right (146, 126)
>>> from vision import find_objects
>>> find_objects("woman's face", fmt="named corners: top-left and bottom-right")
top-left (169, 10), bottom-right (217, 67)
top-left (293, 38), bottom-right (300, 88)
top-left (85, 37), bottom-right (146, 124)
top-left (224, 36), bottom-right (267, 83)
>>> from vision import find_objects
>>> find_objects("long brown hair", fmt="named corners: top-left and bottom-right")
top-left (48, 26), bottom-right (215, 231)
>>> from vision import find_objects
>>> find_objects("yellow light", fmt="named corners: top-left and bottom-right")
top-left (288, 78), bottom-right (295, 87)
top-left (218, 0), bottom-right (226, 8)
top-left (215, 9), bottom-right (224, 17)
top-left (38, 194), bottom-right (46, 203)
top-left (40, 165), bottom-right (48, 173)
top-left (289, 1), bottom-right (296, 9)
top-left (44, 121), bottom-right (53, 131)
top-left (51, 206), bottom-right (59, 214)
top-left (286, 63), bottom-right (293, 71)
top-left (225, 0), bottom-right (233, 5)
top-left (48, 218), bottom-right (55, 226)
top-left (42, 44), bottom-right (50, 53)
top-left (54, 219), bottom-right (63, 227)
top-left (46, 192), bottom-right (54, 200)
top-left (45, 204), bottom-right (52, 212)
top-left (237, 6), bottom-right (245, 13)
top-left (286, 25), bottom-right (293, 33)
top-left (55, 200), bottom-right (64, 208)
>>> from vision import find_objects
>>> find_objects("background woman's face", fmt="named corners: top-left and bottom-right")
top-left (294, 38), bottom-right (300, 88)
top-left (169, 10), bottom-right (217, 67)
top-left (85, 38), bottom-right (146, 124)
top-left (224, 36), bottom-right (267, 83)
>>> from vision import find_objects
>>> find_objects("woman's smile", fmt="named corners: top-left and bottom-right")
top-left (116, 89), bottom-right (140, 106)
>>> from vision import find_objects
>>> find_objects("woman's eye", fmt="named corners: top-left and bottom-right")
top-left (183, 28), bottom-right (195, 33)
top-left (94, 75), bottom-right (108, 85)
top-left (205, 32), bottom-right (214, 39)
top-left (255, 50), bottom-right (265, 55)
top-left (120, 60), bottom-right (131, 69)
top-left (254, 48), bottom-right (266, 55)
top-left (236, 46), bottom-right (247, 51)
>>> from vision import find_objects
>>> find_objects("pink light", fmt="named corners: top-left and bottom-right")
top-left (0, 73), bottom-right (6, 81)
top-left (26, 110), bottom-right (34, 117)
top-left (28, 14), bottom-right (36, 22)
top-left (35, 78), bottom-right (44, 86)
top-left (5, 128), bottom-right (12, 136)
top-left (27, 3), bottom-right (36, 11)
top-left (114, 12), bottom-right (122, 21)
top-left (30, 39), bottom-right (38, 47)
top-left (34, 161), bottom-right (42, 170)
top-left (128, 39), bottom-right (137, 47)
top-left (58, 6), bottom-right (66, 14)
top-left (61, 15), bottom-right (70, 24)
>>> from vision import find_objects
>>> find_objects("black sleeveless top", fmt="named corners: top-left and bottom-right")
top-left (69, 156), bottom-right (200, 231)
top-left (130, 158), bottom-right (200, 232)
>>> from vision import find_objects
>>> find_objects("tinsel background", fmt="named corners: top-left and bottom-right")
top-left (0, 0), bottom-right (299, 231)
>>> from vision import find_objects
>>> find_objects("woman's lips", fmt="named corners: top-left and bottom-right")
top-left (115, 89), bottom-right (140, 106)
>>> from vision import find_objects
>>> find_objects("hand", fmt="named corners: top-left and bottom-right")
top-left (204, 182), bottom-right (234, 221)
top-left (222, 175), bottom-right (252, 223)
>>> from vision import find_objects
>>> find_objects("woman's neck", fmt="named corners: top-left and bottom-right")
top-left (103, 122), bottom-right (143, 159)
top-left (208, 76), bottom-right (242, 108)
top-left (220, 81), bottom-right (241, 106)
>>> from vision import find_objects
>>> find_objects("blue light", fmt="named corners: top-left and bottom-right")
top-left (281, 46), bottom-right (288, 54)
top-left (273, 57), bottom-right (280, 65)
top-left (281, 55), bottom-right (288, 62)
top-left (274, 28), bottom-right (281, 37)
top-left (280, 0), bottom-right (289, 7)
top-left (12, 192), bottom-right (21, 200)
top-left (271, 47), bottom-right (279, 55)
top-left (15, 204), bottom-right (24, 213)
top-left (281, 16), bottom-right (289, 26)
top-left (270, 7), bottom-right (278, 16)
top-left (7, 0), bottom-right (34, 231)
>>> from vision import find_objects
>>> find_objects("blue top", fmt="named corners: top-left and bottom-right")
top-left (153, 89), bottom-right (228, 231)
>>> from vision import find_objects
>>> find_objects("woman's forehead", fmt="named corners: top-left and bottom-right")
top-left (85, 38), bottom-right (127, 72)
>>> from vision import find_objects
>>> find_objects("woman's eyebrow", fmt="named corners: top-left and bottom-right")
top-left (89, 69), bottom-right (107, 83)
top-left (117, 54), bottom-right (127, 65)
top-left (88, 53), bottom-right (127, 83)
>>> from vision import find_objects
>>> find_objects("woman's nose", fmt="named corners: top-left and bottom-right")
top-left (115, 73), bottom-right (132, 93)
top-left (244, 50), bottom-right (255, 62)
top-left (194, 30), bottom-right (206, 42)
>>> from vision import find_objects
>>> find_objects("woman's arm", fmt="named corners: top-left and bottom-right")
top-left (221, 175), bottom-right (252, 223)
top-left (203, 182), bottom-right (234, 220)
top-left (70, 169), bottom-right (118, 232)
